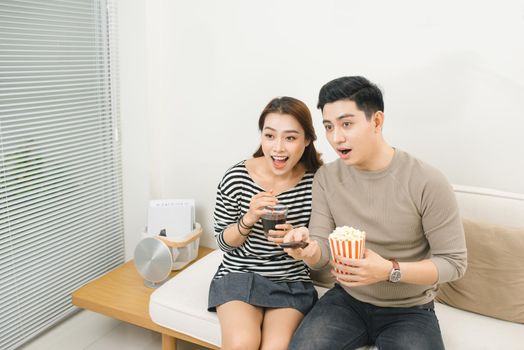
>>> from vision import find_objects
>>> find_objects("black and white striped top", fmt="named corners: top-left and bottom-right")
top-left (213, 161), bottom-right (314, 283)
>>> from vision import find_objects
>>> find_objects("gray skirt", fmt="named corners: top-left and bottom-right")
top-left (208, 272), bottom-right (318, 315)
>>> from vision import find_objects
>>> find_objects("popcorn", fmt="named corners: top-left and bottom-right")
top-left (328, 226), bottom-right (366, 241)
top-left (328, 226), bottom-right (366, 264)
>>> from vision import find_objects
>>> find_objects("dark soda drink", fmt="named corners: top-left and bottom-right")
top-left (261, 204), bottom-right (288, 237)
top-left (262, 216), bottom-right (286, 236)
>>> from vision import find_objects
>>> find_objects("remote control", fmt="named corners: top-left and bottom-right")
top-left (280, 241), bottom-right (309, 249)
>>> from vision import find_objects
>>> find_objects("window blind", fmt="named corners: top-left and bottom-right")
top-left (0, 1), bottom-right (124, 349)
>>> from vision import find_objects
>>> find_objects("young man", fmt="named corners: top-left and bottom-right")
top-left (283, 76), bottom-right (467, 350)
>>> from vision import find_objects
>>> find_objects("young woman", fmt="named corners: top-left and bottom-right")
top-left (208, 96), bottom-right (323, 350)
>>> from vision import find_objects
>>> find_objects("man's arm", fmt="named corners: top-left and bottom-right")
top-left (396, 259), bottom-right (438, 284)
top-left (307, 170), bottom-right (335, 268)
top-left (421, 175), bottom-right (467, 283)
top-left (283, 169), bottom-right (334, 279)
top-left (332, 252), bottom-right (438, 287)
top-left (334, 172), bottom-right (466, 287)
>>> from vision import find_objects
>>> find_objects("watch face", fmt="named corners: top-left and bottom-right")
top-left (389, 269), bottom-right (401, 283)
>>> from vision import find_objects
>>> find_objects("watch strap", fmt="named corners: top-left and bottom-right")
top-left (389, 258), bottom-right (399, 270)
top-left (388, 258), bottom-right (401, 283)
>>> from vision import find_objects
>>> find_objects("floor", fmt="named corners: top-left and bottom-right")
top-left (20, 310), bottom-right (207, 350)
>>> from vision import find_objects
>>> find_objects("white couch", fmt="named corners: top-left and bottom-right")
top-left (149, 185), bottom-right (524, 349)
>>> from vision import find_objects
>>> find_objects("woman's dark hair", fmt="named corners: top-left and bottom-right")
top-left (317, 76), bottom-right (384, 120)
top-left (253, 96), bottom-right (323, 173)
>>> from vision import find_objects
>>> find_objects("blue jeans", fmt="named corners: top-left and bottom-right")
top-left (289, 284), bottom-right (445, 350)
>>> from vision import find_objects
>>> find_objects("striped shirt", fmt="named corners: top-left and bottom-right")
top-left (213, 161), bottom-right (314, 283)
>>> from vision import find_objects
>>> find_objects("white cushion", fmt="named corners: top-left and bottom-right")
top-left (149, 249), bottom-right (223, 346)
top-left (150, 249), bottom-right (524, 349)
top-left (436, 302), bottom-right (524, 349)
top-left (150, 249), bottom-right (378, 349)
top-left (453, 185), bottom-right (524, 227)
top-left (149, 185), bottom-right (524, 349)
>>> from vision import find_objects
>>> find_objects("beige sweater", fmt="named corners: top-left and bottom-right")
top-left (309, 149), bottom-right (467, 307)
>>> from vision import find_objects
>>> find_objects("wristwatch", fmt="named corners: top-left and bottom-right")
top-left (388, 258), bottom-right (401, 283)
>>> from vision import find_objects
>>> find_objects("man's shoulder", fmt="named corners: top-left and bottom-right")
top-left (396, 150), bottom-right (447, 182)
top-left (394, 150), bottom-right (453, 200)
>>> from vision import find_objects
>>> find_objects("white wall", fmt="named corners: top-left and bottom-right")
top-left (117, 0), bottom-right (524, 256)
top-left (118, 0), bottom-right (150, 259)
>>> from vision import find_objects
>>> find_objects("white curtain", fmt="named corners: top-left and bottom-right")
top-left (0, 1), bottom-right (124, 348)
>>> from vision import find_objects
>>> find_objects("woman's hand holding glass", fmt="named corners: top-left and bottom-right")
top-left (243, 191), bottom-right (278, 227)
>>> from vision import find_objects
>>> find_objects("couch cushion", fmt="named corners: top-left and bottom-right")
top-left (436, 218), bottom-right (524, 323)
top-left (150, 249), bottom-right (524, 350)
top-left (149, 249), bottom-right (223, 346)
top-left (149, 250), bottom-right (374, 349)
top-left (435, 302), bottom-right (524, 349)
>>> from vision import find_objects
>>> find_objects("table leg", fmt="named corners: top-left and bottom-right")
top-left (161, 333), bottom-right (177, 350)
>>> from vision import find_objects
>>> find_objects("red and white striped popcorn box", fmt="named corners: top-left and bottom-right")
top-left (329, 234), bottom-right (366, 272)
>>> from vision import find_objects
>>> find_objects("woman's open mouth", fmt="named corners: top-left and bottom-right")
top-left (271, 156), bottom-right (289, 169)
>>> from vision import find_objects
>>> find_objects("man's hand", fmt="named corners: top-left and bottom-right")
top-left (331, 249), bottom-right (391, 287)
top-left (281, 227), bottom-right (321, 265)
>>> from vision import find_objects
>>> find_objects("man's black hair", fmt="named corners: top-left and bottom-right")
top-left (317, 76), bottom-right (384, 120)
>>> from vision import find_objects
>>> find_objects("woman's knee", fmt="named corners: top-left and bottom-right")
top-left (260, 334), bottom-right (291, 350)
top-left (217, 301), bottom-right (263, 350)
top-left (223, 333), bottom-right (260, 350)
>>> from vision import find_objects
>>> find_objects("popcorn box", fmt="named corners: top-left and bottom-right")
top-left (328, 226), bottom-right (366, 273)
top-left (328, 236), bottom-right (366, 260)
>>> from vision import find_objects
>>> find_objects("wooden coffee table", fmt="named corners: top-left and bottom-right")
top-left (72, 246), bottom-right (219, 350)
